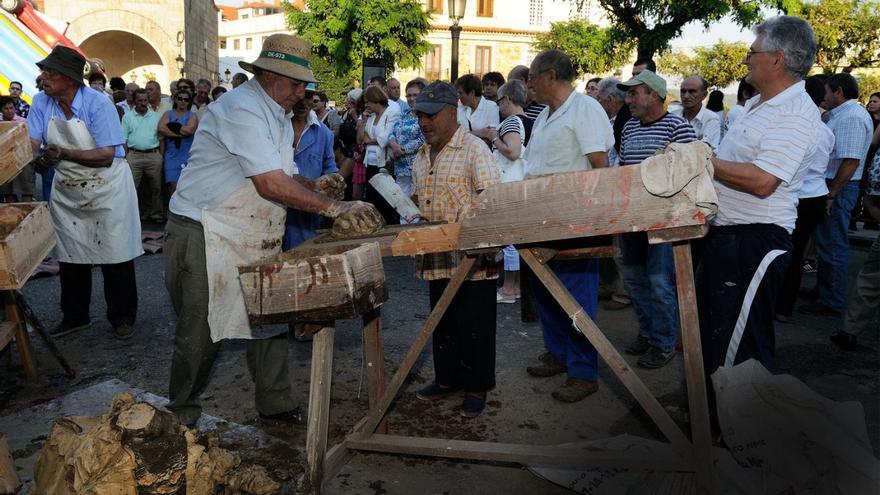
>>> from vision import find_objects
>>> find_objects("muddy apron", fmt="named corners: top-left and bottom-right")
top-left (202, 147), bottom-right (296, 342)
top-left (47, 117), bottom-right (142, 263)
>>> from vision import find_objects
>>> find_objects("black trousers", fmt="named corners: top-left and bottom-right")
top-left (776, 195), bottom-right (826, 316)
top-left (365, 165), bottom-right (400, 225)
top-left (696, 224), bottom-right (791, 378)
top-left (428, 278), bottom-right (496, 392)
top-left (59, 260), bottom-right (137, 327)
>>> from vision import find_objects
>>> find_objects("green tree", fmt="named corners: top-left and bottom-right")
top-left (783, 0), bottom-right (880, 73)
top-left (533, 19), bottom-right (634, 76)
top-left (658, 41), bottom-right (750, 88)
top-left (287, 0), bottom-right (432, 77)
top-left (310, 56), bottom-right (359, 105)
top-left (567, 0), bottom-right (776, 60)
top-left (855, 73), bottom-right (880, 102)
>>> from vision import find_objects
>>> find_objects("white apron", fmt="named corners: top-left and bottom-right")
top-left (202, 147), bottom-right (295, 342)
top-left (48, 117), bottom-right (142, 264)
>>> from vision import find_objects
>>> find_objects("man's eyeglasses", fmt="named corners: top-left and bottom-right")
top-left (745, 50), bottom-right (777, 60)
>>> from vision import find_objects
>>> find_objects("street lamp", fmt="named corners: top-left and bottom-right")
top-left (176, 54), bottom-right (185, 76)
top-left (448, 0), bottom-right (466, 82)
top-left (224, 68), bottom-right (231, 83)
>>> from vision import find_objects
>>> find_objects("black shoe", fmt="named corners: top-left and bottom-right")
top-left (829, 331), bottom-right (858, 350)
top-left (637, 346), bottom-right (674, 369)
top-left (798, 302), bottom-right (842, 317)
top-left (416, 383), bottom-right (461, 401)
top-left (259, 406), bottom-right (306, 425)
top-left (49, 320), bottom-right (91, 338)
top-left (460, 392), bottom-right (487, 418)
top-left (113, 323), bottom-right (135, 340)
top-left (624, 335), bottom-right (651, 356)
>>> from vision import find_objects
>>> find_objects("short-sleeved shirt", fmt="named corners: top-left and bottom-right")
top-left (27, 85), bottom-right (125, 158)
top-left (823, 99), bottom-right (873, 181)
top-left (412, 126), bottom-right (501, 280)
top-left (14, 98), bottom-right (29, 118)
top-left (389, 109), bottom-right (424, 178)
top-left (457, 97), bottom-right (499, 131)
top-left (524, 102), bottom-right (546, 120)
top-left (523, 90), bottom-right (614, 177)
top-left (712, 81), bottom-right (821, 233)
top-left (121, 109), bottom-right (162, 150)
top-left (619, 113), bottom-right (696, 165)
top-left (671, 106), bottom-right (721, 150)
top-left (169, 78), bottom-right (293, 222)
top-left (798, 122), bottom-right (834, 199)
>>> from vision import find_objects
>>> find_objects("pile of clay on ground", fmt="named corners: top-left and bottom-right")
top-left (33, 392), bottom-right (281, 494)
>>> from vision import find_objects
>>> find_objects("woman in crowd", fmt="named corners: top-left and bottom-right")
top-left (706, 90), bottom-right (726, 137)
top-left (313, 91), bottom-right (341, 136)
top-left (357, 85), bottom-right (400, 223)
top-left (487, 80), bottom-right (529, 303)
top-left (388, 79), bottom-right (425, 209)
top-left (158, 89), bottom-right (198, 194)
top-left (0, 96), bottom-right (33, 202)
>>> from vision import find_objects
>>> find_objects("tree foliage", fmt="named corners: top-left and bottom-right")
top-left (567, 0), bottom-right (774, 60)
top-left (855, 73), bottom-right (880, 102)
top-left (657, 41), bottom-right (750, 88)
top-left (783, 0), bottom-right (880, 73)
top-left (286, 0), bottom-right (432, 77)
top-left (310, 56), bottom-right (360, 105)
top-left (533, 19), bottom-right (634, 76)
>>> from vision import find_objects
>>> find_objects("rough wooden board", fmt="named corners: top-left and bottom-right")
top-left (344, 434), bottom-right (693, 471)
top-left (238, 243), bottom-right (387, 324)
top-left (458, 166), bottom-right (708, 250)
top-left (306, 327), bottom-right (334, 494)
top-left (302, 222), bottom-right (458, 258)
top-left (0, 122), bottom-right (31, 186)
top-left (0, 203), bottom-right (55, 291)
top-left (0, 433), bottom-right (19, 495)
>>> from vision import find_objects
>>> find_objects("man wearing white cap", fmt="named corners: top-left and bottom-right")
top-left (164, 34), bottom-right (382, 426)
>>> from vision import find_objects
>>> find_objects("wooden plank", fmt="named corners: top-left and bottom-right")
top-left (646, 224), bottom-right (708, 245)
top-left (0, 122), bottom-right (31, 186)
top-left (0, 203), bottom-right (55, 291)
top-left (356, 257), bottom-right (477, 439)
top-left (0, 322), bottom-right (14, 352)
top-left (344, 434), bottom-right (694, 472)
top-left (458, 166), bottom-right (708, 251)
top-left (362, 310), bottom-right (388, 434)
top-left (321, 417), bottom-right (368, 487)
top-left (672, 243), bottom-right (718, 494)
top-left (3, 291), bottom-right (36, 382)
top-left (306, 326), bottom-right (335, 494)
top-left (519, 250), bottom-right (692, 454)
top-left (388, 223), bottom-right (460, 256)
top-left (0, 432), bottom-right (20, 494)
top-left (238, 243), bottom-right (387, 324)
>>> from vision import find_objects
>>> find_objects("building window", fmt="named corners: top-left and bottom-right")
top-left (477, 0), bottom-right (493, 17)
top-left (220, 38), bottom-right (227, 50)
top-left (233, 38), bottom-right (240, 51)
top-left (246, 37), bottom-right (253, 50)
top-left (241, 13), bottom-right (249, 19)
top-left (426, 0), bottom-right (443, 14)
top-left (475, 46), bottom-right (491, 77)
top-left (529, 0), bottom-right (543, 25)
top-left (425, 45), bottom-right (442, 82)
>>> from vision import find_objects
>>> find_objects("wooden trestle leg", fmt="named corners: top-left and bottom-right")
top-left (3, 290), bottom-right (36, 382)
top-left (306, 326), bottom-right (335, 494)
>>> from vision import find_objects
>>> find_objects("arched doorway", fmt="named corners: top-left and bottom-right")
top-left (79, 30), bottom-right (167, 89)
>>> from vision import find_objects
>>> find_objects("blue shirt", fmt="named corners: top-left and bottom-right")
top-left (27, 86), bottom-right (125, 158)
top-left (283, 111), bottom-right (338, 250)
top-left (824, 99), bottom-right (873, 181)
top-left (388, 109), bottom-right (424, 178)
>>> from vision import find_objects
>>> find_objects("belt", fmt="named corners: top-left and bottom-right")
top-left (130, 147), bottom-right (159, 153)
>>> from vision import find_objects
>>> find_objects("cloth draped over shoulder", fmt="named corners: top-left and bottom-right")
top-left (639, 141), bottom-right (718, 219)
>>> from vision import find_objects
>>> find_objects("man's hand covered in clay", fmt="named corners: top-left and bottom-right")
top-left (315, 173), bottom-right (346, 200)
top-left (322, 201), bottom-right (385, 238)
top-left (32, 144), bottom-right (62, 173)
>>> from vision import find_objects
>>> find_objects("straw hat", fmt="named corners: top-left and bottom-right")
top-left (238, 34), bottom-right (317, 84)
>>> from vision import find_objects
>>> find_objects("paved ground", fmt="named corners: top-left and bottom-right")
top-left (1, 229), bottom-right (878, 494)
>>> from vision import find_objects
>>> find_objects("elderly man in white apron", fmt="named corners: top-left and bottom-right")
top-left (27, 45), bottom-right (142, 340)
top-left (164, 34), bottom-right (382, 426)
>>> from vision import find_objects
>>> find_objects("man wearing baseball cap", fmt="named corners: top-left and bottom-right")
top-left (410, 81), bottom-right (501, 417)
top-left (616, 70), bottom-right (697, 369)
top-left (165, 34), bottom-right (382, 426)
top-left (27, 45), bottom-right (143, 341)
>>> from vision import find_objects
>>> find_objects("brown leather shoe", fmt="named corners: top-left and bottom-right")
top-left (603, 299), bottom-right (631, 311)
top-left (552, 378), bottom-right (598, 403)
top-left (526, 352), bottom-right (567, 378)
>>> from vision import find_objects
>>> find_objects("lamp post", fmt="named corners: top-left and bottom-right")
top-left (448, 0), bottom-right (466, 82)
top-left (176, 54), bottom-right (185, 77)
top-left (224, 68), bottom-right (231, 83)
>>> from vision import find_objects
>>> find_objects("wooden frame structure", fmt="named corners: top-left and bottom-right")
top-left (246, 167), bottom-right (719, 494)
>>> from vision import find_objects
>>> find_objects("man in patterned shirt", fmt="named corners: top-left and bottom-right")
top-left (411, 81), bottom-right (501, 418)
top-left (8, 81), bottom-right (29, 118)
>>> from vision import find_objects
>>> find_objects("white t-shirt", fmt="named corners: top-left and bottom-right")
top-left (671, 105), bottom-right (722, 150)
top-left (457, 97), bottom-right (499, 131)
top-left (523, 90), bottom-right (613, 177)
top-left (170, 79), bottom-right (293, 222)
top-left (711, 81), bottom-right (821, 233)
top-left (798, 122), bottom-right (834, 199)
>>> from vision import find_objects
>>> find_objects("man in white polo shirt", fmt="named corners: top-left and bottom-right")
top-left (521, 49), bottom-right (614, 403)
top-left (698, 16), bottom-right (822, 382)
top-left (672, 76), bottom-right (722, 150)
top-left (455, 73), bottom-right (499, 144)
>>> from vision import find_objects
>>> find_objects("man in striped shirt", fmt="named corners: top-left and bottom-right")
top-left (698, 16), bottom-right (822, 383)
top-left (617, 70), bottom-right (696, 369)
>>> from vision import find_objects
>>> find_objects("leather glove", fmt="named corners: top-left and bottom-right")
top-left (315, 173), bottom-right (346, 200)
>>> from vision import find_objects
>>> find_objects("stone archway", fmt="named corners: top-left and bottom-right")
top-left (79, 30), bottom-right (164, 87)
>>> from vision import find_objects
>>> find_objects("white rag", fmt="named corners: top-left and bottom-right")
top-left (639, 141), bottom-right (718, 219)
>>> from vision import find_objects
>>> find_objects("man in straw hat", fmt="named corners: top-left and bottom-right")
top-left (27, 45), bottom-right (143, 341)
top-left (164, 34), bottom-right (382, 426)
